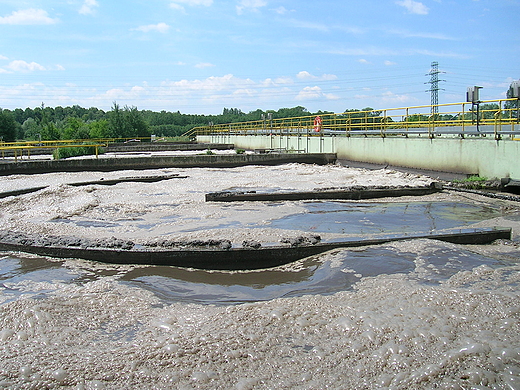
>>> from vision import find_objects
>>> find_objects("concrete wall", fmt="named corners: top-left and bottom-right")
top-left (0, 153), bottom-right (336, 175)
top-left (198, 134), bottom-right (520, 180)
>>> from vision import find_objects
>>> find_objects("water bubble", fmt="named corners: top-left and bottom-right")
top-left (19, 366), bottom-right (32, 377)
top-left (16, 331), bottom-right (29, 341)
top-left (163, 344), bottom-right (179, 354)
top-left (336, 317), bottom-right (355, 331)
top-left (191, 371), bottom-right (209, 382)
top-left (270, 310), bottom-right (283, 319)
top-left (0, 329), bottom-right (14, 341)
top-left (499, 318), bottom-right (517, 330)
top-left (236, 377), bottom-right (258, 390)
top-left (500, 349), bottom-right (520, 360)
top-left (361, 330), bottom-right (376, 343)
top-left (52, 368), bottom-right (68, 383)
top-left (458, 343), bottom-right (490, 356)
top-left (87, 380), bottom-right (105, 389)
top-left (0, 380), bottom-right (13, 388)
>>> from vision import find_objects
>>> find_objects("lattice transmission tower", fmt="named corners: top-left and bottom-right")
top-left (425, 61), bottom-right (445, 114)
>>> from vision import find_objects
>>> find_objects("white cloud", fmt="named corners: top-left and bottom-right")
top-left (295, 86), bottom-right (339, 101)
top-left (414, 49), bottom-right (470, 59)
top-left (262, 77), bottom-right (293, 87)
top-left (287, 18), bottom-right (329, 32)
top-left (296, 71), bottom-right (337, 81)
top-left (236, 0), bottom-right (267, 15)
top-left (0, 9), bottom-right (58, 25)
top-left (153, 75), bottom-right (259, 109)
top-left (233, 88), bottom-right (256, 97)
top-left (79, 0), bottom-right (99, 15)
top-left (195, 62), bottom-right (215, 69)
top-left (358, 59), bottom-right (371, 64)
top-left (178, 0), bottom-right (213, 5)
top-left (170, 3), bottom-right (185, 11)
top-left (273, 6), bottom-right (290, 14)
top-left (328, 47), bottom-right (399, 56)
top-left (94, 86), bottom-right (149, 102)
top-left (134, 23), bottom-right (170, 33)
top-left (0, 55), bottom-right (8, 60)
top-left (379, 91), bottom-right (414, 104)
top-left (296, 71), bottom-right (315, 80)
top-left (354, 94), bottom-right (370, 100)
top-left (170, 0), bottom-right (213, 9)
top-left (388, 29), bottom-right (455, 40)
top-left (274, 76), bottom-right (293, 84)
top-left (7, 60), bottom-right (46, 72)
top-left (396, 0), bottom-right (429, 15)
top-left (384, 60), bottom-right (397, 66)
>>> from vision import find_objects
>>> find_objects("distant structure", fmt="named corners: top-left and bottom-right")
top-left (425, 61), bottom-right (445, 114)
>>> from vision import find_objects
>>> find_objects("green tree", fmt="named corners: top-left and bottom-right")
top-left (407, 114), bottom-right (429, 122)
top-left (21, 118), bottom-right (42, 140)
top-left (275, 106), bottom-right (309, 119)
top-left (63, 117), bottom-right (90, 140)
top-left (479, 103), bottom-right (500, 120)
top-left (124, 106), bottom-right (150, 138)
top-left (41, 122), bottom-right (61, 140)
top-left (108, 102), bottom-right (125, 138)
top-left (0, 109), bottom-right (17, 142)
top-left (89, 120), bottom-right (109, 139)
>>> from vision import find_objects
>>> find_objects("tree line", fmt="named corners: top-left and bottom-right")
top-left (0, 100), bottom-right (516, 143)
top-left (0, 103), bottom-right (332, 142)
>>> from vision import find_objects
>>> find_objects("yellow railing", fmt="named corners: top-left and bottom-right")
top-left (0, 140), bottom-right (107, 161)
top-left (0, 135), bottom-right (190, 161)
top-left (189, 99), bottom-right (519, 140)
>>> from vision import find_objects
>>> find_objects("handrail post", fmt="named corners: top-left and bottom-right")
top-left (494, 101), bottom-right (502, 140)
top-left (461, 102), bottom-right (465, 137)
top-left (428, 114), bottom-right (435, 139)
top-left (405, 107), bottom-right (409, 135)
top-left (381, 109), bottom-right (387, 138)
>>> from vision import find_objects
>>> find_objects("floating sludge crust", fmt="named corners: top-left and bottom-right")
top-left (0, 230), bottom-right (322, 251)
top-left (0, 230), bottom-right (135, 250)
top-left (142, 238), bottom-right (232, 250)
top-left (314, 184), bottom-right (419, 191)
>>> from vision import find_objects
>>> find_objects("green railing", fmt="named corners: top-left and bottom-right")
top-left (188, 99), bottom-right (519, 140)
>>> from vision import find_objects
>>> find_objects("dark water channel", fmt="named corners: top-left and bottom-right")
top-left (0, 200), bottom-right (515, 305)
top-left (0, 242), bottom-right (512, 306)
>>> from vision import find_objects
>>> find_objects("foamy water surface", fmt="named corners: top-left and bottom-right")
top-left (1, 163), bottom-right (519, 389)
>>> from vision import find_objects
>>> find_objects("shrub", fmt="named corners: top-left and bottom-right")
top-left (53, 146), bottom-right (103, 160)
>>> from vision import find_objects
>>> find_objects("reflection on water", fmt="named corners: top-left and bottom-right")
top-left (0, 240), bottom-right (510, 305)
top-left (47, 200), bottom-right (503, 234)
top-left (0, 200), bottom-right (514, 306)
top-left (269, 201), bottom-right (501, 234)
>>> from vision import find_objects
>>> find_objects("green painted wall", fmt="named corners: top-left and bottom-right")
top-left (198, 134), bottom-right (520, 180)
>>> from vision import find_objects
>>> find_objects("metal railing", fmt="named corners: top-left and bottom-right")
top-left (0, 136), bottom-right (190, 161)
top-left (188, 99), bottom-right (520, 140)
top-left (0, 140), bottom-right (107, 161)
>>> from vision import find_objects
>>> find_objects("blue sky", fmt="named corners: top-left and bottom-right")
top-left (0, 0), bottom-right (518, 114)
